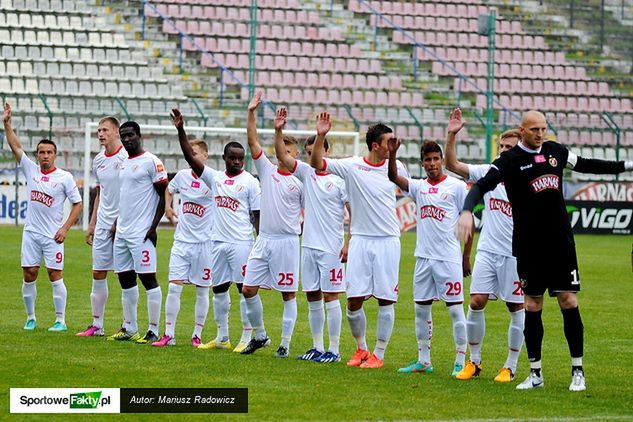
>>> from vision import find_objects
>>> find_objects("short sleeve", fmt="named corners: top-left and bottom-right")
top-left (65, 175), bottom-right (82, 204)
top-left (323, 157), bottom-right (352, 179)
top-left (249, 176), bottom-right (262, 211)
top-left (339, 179), bottom-right (348, 204)
top-left (19, 153), bottom-right (37, 179)
top-left (454, 181), bottom-right (468, 209)
top-left (200, 165), bottom-right (215, 190)
top-left (396, 160), bottom-right (409, 178)
top-left (467, 164), bottom-right (491, 183)
top-left (406, 178), bottom-right (422, 200)
top-left (151, 156), bottom-right (168, 184)
top-left (93, 158), bottom-right (101, 186)
top-left (168, 172), bottom-right (180, 194)
top-left (253, 150), bottom-right (275, 178)
top-left (293, 160), bottom-right (311, 181)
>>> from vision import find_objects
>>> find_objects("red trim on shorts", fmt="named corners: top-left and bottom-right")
top-left (427, 174), bottom-right (448, 186)
top-left (40, 167), bottom-right (57, 175)
top-left (252, 149), bottom-right (263, 160)
top-left (225, 169), bottom-right (244, 178)
top-left (363, 157), bottom-right (386, 167)
top-left (104, 145), bottom-right (123, 157)
top-left (128, 151), bottom-right (146, 159)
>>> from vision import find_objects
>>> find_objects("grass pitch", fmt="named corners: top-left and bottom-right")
top-left (0, 226), bottom-right (632, 421)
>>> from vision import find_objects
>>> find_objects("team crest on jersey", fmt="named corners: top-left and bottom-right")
top-left (440, 193), bottom-right (449, 201)
top-left (235, 185), bottom-right (245, 192)
top-left (489, 198), bottom-right (512, 217)
top-left (520, 278), bottom-right (528, 289)
top-left (287, 185), bottom-right (298, 192)
top-left (216, 196), bottom-right (240, 211)
top-left (191, 180), bottom-right (200, 188)
top-left (549, 157), bottom-right (558, 167)
top-left (182, 201), bottom-right (205, 217)
top-left (132, 164), bottom-right (139, 171)
top-left (325, 182), bottom-right (334, 190)
top-left (419, 205), bottom-right (446, 221)
top-left (31, 191), bottom-right (54, 207)
top-left (530, 174), bottom-right (560, 193)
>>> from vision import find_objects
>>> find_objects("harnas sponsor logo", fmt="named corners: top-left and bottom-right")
top-left (489, 198), bottom-right (512, 217)
top-left (31, 191), bottom-right (54, 207)
top-left (530, 174), bottom-right (559, 193)
top-left (215, 196), bottom-right (239, 211)
top-left (419, 205), bottom-right (446, 221)
top-left (181, 202), bottom-right (205, 217)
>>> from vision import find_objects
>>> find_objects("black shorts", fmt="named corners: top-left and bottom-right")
top-left (516, 247), bottom-right (580, 297)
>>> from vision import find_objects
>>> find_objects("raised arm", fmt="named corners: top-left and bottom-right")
top-left (387, 137), bottom-right (409, 192)
top-left (274, 107), bottom-right (296, 171)
top-left (247, 91), bottom-right (263, 159)
top-left (171, 108), bottom-right (205, 177)
top-left (2, 102), bottom-right (24, 162)
top-left (309, 112), bottom-right (331, 171)
top-left (445, 108), bottom-right (470, 179)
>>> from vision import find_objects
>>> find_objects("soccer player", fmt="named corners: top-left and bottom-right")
top-left (457, 110), bottom-right (633, 392)
top-left (274, 108), bottom-right (350, 363)
top-left (107, 121), bottom-right (167, 344)
top-left (310, 120), bottom-right (408, 369)
top-left (77, 116), bottom-right (127, 337)
top-left (388, 138), bottom-right (471, 376)
top-left (3, 102), bottom-right (82, 331)
top-left (240, 91), bottom-right (304, 357)
top-left (152, 137), bottom-right (214, 348)
top-left (169, 109), bottom-right (261, 352)
top-left (445, 109), bottom-right (525, 383)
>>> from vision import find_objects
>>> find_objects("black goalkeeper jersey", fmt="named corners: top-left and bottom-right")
top-left (475, 141), bottom-right (573, 259)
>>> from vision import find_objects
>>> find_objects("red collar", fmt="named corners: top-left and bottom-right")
top-left (104, 144), bottom-right (123, 157)
top-left (41, 167), bottom-right (57, 175)
top-left (363, 157), bottom-right (385, 167)
top-left (427, 174), bottom-right (447, 186)
top-left (277, 168), bottom-right (292, 176)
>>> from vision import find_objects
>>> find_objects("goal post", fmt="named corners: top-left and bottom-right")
top-left (83, 122), bottom-right (360, 230)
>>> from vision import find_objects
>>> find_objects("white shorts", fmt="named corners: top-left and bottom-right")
top-left (470, 250), bottom-right (524, 304)
top-left (21, 230), bottom-right (64, 270)
top-left (92, 228), bottom-right (114, 271)
top-left (414, 257), bottom-right (464, 303)
top-left (243, 235), bottom-right (300, 292)
top-left (301, 247), bottom-right (346, 293)
top-left (114, 235), bottom-right (157, 274)
top-left (168, 239), bottom-right (214, 287)
top-left (346, 236), bottom-right (400, 302)
top-left (210, 241), bottom-right (252, 286)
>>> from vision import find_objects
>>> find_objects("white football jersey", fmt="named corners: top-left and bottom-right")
top-left (201, 167), bottom-right (261, 243)
top-left (117, 151), bottom-right (168, 238)
top-left (294, 160), bottom-right (347, 255)
top-left (253, 151), bottom-right (303, 236)
top-left (468, 164), bottom-right (513, 257)
top-left (324, 156), bottom-right (408, 238)
top-left (93, 145), bottom-right (127, 230)
top-left (408, 175), bottom-right (467, 264)
top-left (20, 154), bottom-right (82, 238)
top-left (168, 169), bottom-right (214, 244)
